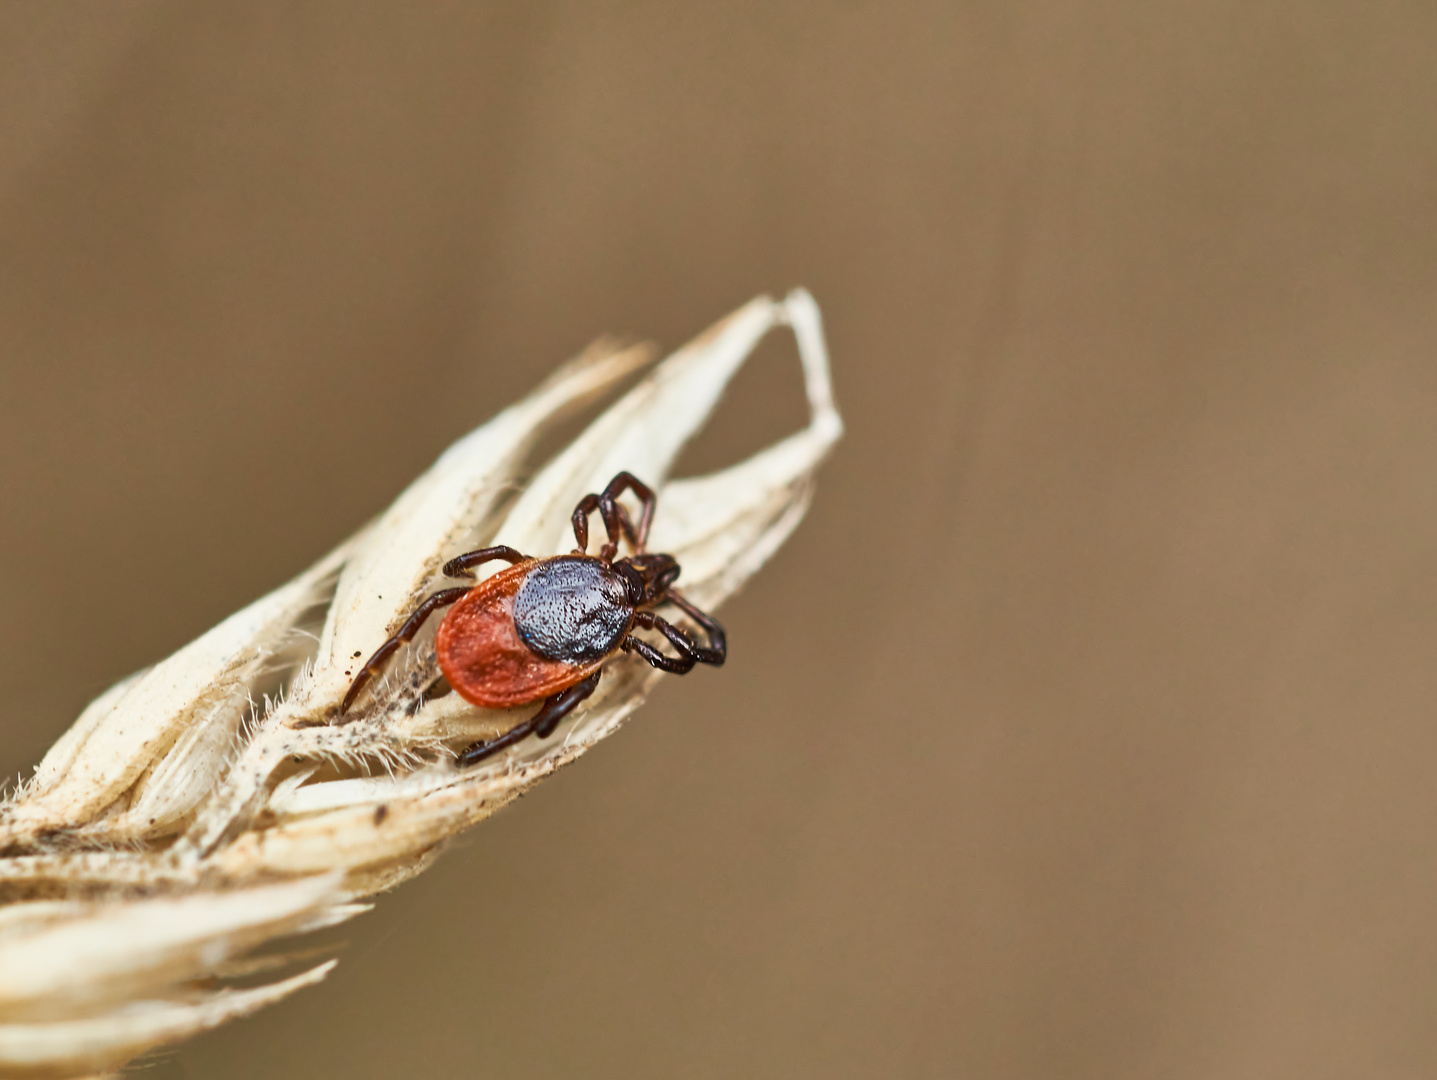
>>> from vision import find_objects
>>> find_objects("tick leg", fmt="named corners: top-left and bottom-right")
top-left (622, 633), bottom-right (693, 673)
top-left (600, 471), bottom-right (655, 554)
top-left (442, 545), bottom-right (530, 578)
top-left (572, 493), bottom-right (636, 561)
top-left (571, 494), bottom-right (601, 553)
top-left (572, 472), bottom-right (655, 560)
top-left (532, 669), bottom-right (603, 738)
top-left (622, 597), bottom-right (726, 673)
top-left (664, 590), bottom-right (726, 664)
top-left (340, 587), bottom-right (471, 714)
top-left (421, 675), bottom-right (454, 702)
top-left (456, 670), bottom-right (602, 767)
top-left (403, 675), bottom-right (454, 717)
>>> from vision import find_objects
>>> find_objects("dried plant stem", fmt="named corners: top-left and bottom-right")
top-left (0, 291), bottom-right (841, 1078)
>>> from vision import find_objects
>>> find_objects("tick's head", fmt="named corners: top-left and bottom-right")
top-left (614, 552), bottom-right (680, 607)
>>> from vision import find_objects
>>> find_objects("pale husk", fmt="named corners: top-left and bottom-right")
top-left (0, 290), bottom-right (841, 1077)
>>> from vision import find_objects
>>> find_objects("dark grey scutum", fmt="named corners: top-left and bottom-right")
top-left (512, 556), bottom-right (634, 663)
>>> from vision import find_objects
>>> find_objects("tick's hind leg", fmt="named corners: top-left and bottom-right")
top-left (340, 587), bottom-right (471, 715)
top-left (403, 675), bottom-right (454, 717)
top-left (456, 670), bottom-right (602, 767)
top-left (442, 545), bottom-right (530, 578)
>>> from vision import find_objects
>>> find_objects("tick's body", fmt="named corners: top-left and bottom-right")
top-left (437, 556), bottom-right (628, 708)
top-left (341, 472), bottom-right (725, 766)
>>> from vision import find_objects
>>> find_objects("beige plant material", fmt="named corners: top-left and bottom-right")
top-left (0, 290), bottom-right (842, 1078)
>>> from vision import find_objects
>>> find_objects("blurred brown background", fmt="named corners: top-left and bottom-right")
top-left (3, 3), bottom-right (1437, 1078)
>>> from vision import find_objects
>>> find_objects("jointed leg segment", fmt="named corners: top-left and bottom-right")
top-left (442, 545), bottom-right (530, 578)
top-left (621, 591), bottom-right (726, 673)
top-left (571, 472), bottom-right (656, 561)
top-left (340, 546), bottom-right (534, 715)
top-left (456, 669), bottom-right (603, 767)
top-left (340, 587), bottom-right (471, 714)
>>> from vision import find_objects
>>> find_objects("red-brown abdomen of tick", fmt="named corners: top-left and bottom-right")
top-left (436, 561), bottom-right (605, 708)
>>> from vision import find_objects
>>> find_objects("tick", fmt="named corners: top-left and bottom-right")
top-left (340, 471), bottom-right (726, 766)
